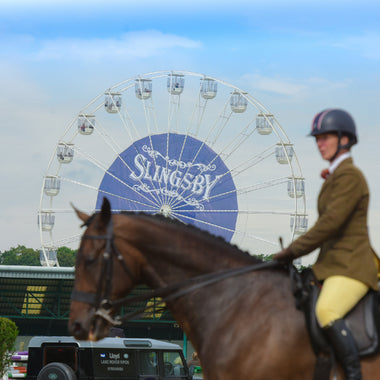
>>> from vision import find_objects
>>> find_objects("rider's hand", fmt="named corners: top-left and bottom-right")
top-left (273, 247), bottom-right (295, 263)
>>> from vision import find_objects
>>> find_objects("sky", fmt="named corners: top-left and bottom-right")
top-left (1, 0), bottom-right (380, 263)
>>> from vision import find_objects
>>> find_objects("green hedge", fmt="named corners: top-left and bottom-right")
top-left (0, 318), bottom-right (19, 378)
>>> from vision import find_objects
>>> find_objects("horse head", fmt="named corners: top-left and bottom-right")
top-left (68, 197), bottom-right (141, 341)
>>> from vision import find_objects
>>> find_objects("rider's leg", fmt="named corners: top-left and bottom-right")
top-left (316, 275), bottom-right (368, 380)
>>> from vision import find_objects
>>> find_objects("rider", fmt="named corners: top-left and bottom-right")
top-left (274, 109), bottom-right (379, 380)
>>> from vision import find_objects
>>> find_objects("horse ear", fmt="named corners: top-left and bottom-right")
top-left (71, 203), bottom-right (90, 223)
top-left (100, 197), bottom-right (112, 227)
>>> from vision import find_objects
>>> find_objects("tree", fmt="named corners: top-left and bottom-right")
top-left (256, 254), bottom-right (274, 262)
top-left (0, 250), bottom-right (18, 265)
top-left (57, 246), bottom-right (77, 267)
top-left (0, 246), bottom-right (40, 266)
top-left (17, 247), bottom-right (40, 266)
top-left (0, 318), bottom-right (18, 378)
top-left (0, 245), bottom-right (76, 266)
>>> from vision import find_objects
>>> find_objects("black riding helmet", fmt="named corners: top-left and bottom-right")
top-left (310, 109), bottom-right (358, 161)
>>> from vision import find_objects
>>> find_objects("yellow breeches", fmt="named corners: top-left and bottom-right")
top-left (315, 275), bottom-right (369, 328)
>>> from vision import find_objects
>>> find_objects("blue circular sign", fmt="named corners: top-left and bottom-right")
top-left (96, 133), bottom-right (238, 241)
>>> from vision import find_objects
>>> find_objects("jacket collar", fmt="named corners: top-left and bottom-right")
top-left (329, 152), bottom-right (351, 175)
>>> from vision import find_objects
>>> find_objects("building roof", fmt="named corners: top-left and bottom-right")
top-left (0, 265), bottom-right (173, 328)
top-left (0, 265), bottom-right (74, 279)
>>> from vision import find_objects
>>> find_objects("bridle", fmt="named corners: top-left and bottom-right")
top-left (71, 214), bottom-right (282, 327)
top-left (71, 216), bottom-right (138, 325)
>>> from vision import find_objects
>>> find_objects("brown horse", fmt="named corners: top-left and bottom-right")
top-left (69, 198), bottom-right (380, 380)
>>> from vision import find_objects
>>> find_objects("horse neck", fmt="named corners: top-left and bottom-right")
top-left (128, 216), bottom-right (254, 289)
top-left (118, 215), bottom-right (295, 363)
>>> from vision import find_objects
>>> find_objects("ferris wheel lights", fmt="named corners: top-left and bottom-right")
top-left (38, 212), bottom-right (55, 231)
top-left (104, 92), bottom-right (122, 113)
top-left (200, 78), bottom-right (217, 99)
top-left (256, 113), bottom-right (274, 135)
top-left (43, 176), bottom-right (61, 197)
top-left (287, 177), bottom-right (305, 198)
top-left (57, 143), bottom-right (74, 163)
top-left (167, 73), bottom-right (184, 95)
top-left (275, 143), bottom-right (294, 164)
top-left (78, 114), bottom-right (95, 135)
top-left (135, 79), bottom-right (152, 100)
top-left (230, 91), bottom-right (248, 113)
top-left (290, 214), bottom-right (308, 235)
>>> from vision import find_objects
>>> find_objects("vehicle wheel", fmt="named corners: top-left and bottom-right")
top-left (37, 362), bottom-right (77, 380)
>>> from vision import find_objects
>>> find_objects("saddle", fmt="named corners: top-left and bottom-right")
top-left (291, 267), bottom-right (380, 378)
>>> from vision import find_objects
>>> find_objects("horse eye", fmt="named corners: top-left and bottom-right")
top-left (84, 254), bottom-right (98, 265)
top-left (77, 248), bottom-right (98, 265)
top-left (78, 239), bottom-right (104, 265)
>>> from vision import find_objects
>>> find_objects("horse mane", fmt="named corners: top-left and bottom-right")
top-left (84, 209), bottom-right (267, 264)
top-left (120, 211), bottom-right (265, 263)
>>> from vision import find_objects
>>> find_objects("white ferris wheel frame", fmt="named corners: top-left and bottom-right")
top-left (38, 70), bottom-right (307, 266)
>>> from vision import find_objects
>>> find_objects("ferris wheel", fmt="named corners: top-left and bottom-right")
top-left (38, 70), bottom-right (307, 266)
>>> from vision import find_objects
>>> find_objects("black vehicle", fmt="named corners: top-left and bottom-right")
top-left (26, 336), bottom-right (191, 380)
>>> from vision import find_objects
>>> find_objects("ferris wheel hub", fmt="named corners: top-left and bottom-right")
top-left (159, 204), bottom-right (172, 218)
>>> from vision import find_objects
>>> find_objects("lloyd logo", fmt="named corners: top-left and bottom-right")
top-left (129, 145), bottom-right (222, 210)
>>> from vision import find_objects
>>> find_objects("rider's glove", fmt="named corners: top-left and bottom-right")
top-left (273, 247), bottom-right (295, 263)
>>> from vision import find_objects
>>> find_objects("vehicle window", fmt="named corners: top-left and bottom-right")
top-left (162, 351), bottom-right (185, 377)
top-left (139, 351), bottom-right (158, 376)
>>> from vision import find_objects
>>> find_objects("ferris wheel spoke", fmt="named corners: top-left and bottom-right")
top-left (166, 101), bottom-right (233, 209)
top-left (172, 176), bottom-right (290, 209)
top-left (57, 176), bottom-right (160, 210)
top-left (42, 233), bottom-right (82, 249)
top-left (228, 146), bottom-right (276, 177)
top-left (118, 103), bottom-right (144, 142)
top-left (173, 209), bottom-right (294, 216)
top-left (234, 177), bottom-right (289, 196)
top-left (215, 121), bottom-right (257, 162)
top-left (163, 77), bottom-right (226, 206)
top-left (93, 119), bottom-right (164, 206)
top-left (204, 100), bottom-right (232, 148)
top-left (186, 95), bottom-right (209, 138)
top-left (169, 145), bottom-right (275, 210)
top-left (140, 94), bottom-right (172, 206)
top-left (172, 211), bottom-right (278, 246)
top-left (71, 144), bottom-right (161, 208)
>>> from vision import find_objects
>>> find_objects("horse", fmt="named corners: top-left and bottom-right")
top-left (68, 198), bottom-right (380, 380)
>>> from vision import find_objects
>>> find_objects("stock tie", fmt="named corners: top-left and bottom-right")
top-left (321, 168), bottom-right (330, 180)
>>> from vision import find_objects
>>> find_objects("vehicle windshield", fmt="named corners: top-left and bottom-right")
top-left (163, 351), bottom-right (186, 377)
top-left (139, 351), bottom-right (158, 376)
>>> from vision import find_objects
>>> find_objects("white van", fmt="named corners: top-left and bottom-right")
top-left (26, 336), bottom-right (191, 380)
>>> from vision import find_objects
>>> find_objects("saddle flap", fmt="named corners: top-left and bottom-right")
top-left (293, 268), bottom-right (380, 357)
top-left (345, 290), bottom-right (380, 356)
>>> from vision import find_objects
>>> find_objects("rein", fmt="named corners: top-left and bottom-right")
top-left (71, 216), bottom-right (282, 326)
top-left (113, 259), bottom-right (280, 324)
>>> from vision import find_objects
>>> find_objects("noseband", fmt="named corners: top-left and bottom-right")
top-left (71, 214), bottom-right (282, 327)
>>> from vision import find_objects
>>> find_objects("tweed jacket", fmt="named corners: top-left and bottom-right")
top-left (289, 157), bottom-right (378, 290)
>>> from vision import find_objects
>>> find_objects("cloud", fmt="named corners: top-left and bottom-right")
top-left (240, 73), bottom-right (349, 97)
top-left (32, 30), bottom-right (202, 62)
top-left (331, 32), bottom-right (380, 61)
